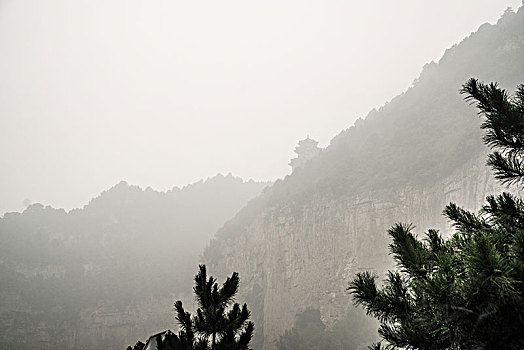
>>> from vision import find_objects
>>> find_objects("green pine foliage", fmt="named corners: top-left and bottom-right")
top-left (348, 80), bottom-right (524, 350)
top-left (461, 78), bottom-right (524, 185)
top-left (166, 265), bottom-right (254, 350)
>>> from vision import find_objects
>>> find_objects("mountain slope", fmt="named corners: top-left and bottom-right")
top-left (0, 174), bottom-right (268, 350)
top-left (204, 8), bottom-right (524, 349)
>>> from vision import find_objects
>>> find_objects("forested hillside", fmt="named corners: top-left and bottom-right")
top-left (0, 174), bottom-right (267, 350)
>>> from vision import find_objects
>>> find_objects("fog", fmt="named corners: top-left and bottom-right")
top-left (0, 0), bottom-right (520, 214)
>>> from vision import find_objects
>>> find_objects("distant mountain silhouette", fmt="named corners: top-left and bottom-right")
top-left (0, 174), bottom-right (268, 350)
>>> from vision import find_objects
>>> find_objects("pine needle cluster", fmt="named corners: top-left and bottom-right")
top-left (461, 78), bottom-right (524, 185)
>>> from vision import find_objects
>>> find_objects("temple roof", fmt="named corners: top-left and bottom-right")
top-left (297, 136), bottom-right (318, 147)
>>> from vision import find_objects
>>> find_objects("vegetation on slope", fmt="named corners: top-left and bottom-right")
top-left (205, 7), bottom-right (524, 250)
top-left (0, 174), bottom-right (267, 349)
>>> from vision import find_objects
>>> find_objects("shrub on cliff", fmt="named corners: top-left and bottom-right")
top-left (348, 79), bottom-right (524, 349)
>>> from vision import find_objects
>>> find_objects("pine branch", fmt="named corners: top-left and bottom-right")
top-left (236, 322), bottom-right (254, 350)
top-left (461, 78), bottom-right (524, 188)
top-left (487, 151), bottom-right (524, 185)
top-left (460, 78), bottom-right (523, 152)
top-left (482, 192), bottom-right (524, 232)
top-left (218, 272), bottom-right (239, 306)
top-left (388, 223), bottom-right (429, 276)
top-left (514, 84), bottom-right (524, 115)
top-left (174, 300), bottom-right (195, 344)
top-left (382, 271), bottom-right (412, 322)
top-left (349, 272), bottom-right (390, 322)
top-left (444, 203), bottom-right (489, 234)
top-left (367, 342), bottom-right (385, 350)
top-left (378, 323), bottom-right (408, 349)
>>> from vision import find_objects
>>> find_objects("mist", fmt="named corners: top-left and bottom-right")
top-left (2, 2), bottom-right (524, 350)
top-left (1, 0), bottom-right (520, 214)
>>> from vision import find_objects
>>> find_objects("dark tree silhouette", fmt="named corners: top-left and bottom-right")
top-left (169, 265), bottom-right (254, 350)
top-left (348, 80), bottom-right (524, 350)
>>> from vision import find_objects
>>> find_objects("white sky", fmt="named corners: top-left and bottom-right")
top-left (0, 0), bottom-right (521, 214)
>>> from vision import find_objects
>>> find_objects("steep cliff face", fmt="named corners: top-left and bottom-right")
top-left (207, 153), bottom-right (521, 349)
top-left (204, 8), bottom-right (524, 349)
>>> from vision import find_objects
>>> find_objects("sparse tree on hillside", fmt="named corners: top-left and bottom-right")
top-left (348, 79), bottom-right (524, 350)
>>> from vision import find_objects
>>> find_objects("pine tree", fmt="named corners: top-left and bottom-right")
top-left (348, 79), bottom-right (524, 350)
top-left (461, 78), bottom-right (524, 185)
top-left (166, 265), bottom-right (254, 350)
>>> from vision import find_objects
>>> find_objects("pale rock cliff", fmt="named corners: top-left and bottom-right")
top-left (206, 152), bottom-right (522, 349)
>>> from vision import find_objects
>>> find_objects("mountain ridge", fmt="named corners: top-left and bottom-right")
top-left (0, 174), bottom-right (268, 349)
top-left (204, 7), bottom-right (524, 349)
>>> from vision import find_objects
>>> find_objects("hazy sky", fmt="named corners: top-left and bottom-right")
top-left (0, 0), bottom-right (521, 214)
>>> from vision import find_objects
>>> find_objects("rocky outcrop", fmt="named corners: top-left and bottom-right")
top-left (206, 153), bottom-right (522, 349)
